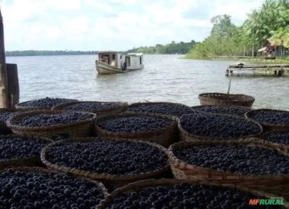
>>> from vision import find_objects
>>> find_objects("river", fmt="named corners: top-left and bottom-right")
top-left (6, 54), bottom-right (289, 110)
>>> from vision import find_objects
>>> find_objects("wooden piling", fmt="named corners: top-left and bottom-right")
top-left (0, 8), bottom-right (12, 108)
top-left (7, 63), bottom-right (19, 107)
top-left (0, 9), bottom-right (5, 64)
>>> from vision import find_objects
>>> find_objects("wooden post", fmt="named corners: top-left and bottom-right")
top-left (0, 64), bottom-right (9, 108)
top-left (0, 8), bottom-right (9, 108)
top-left (0, 8), bottom-right (5, 63)
top-left (7, 63), bottom-right (19, 107)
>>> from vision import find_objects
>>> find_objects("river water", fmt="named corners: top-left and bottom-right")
top-left (6, 54), bottom-right (289, 110)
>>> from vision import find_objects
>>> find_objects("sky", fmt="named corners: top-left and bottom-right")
top-left (1, 0), bottom-right (264, 51)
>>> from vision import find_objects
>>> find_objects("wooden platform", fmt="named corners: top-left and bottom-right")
top-left (226, 64), bottom-right (289, 77)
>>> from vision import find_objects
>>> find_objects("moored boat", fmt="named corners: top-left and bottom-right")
top-left (95, 51), bottom-right (144, 75)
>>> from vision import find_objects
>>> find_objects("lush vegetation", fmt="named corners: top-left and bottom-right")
top-left (127, 40), bottom-right (198, 54)
top-left (7, 41), bottom-right (198, 56)
top-left (187, 0), bottom-right (289, 59)
top-left (6, 50), bottom-right (98, 57)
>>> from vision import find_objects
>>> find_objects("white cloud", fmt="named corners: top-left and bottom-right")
top-left (1, 0), bottom-right (265, 50)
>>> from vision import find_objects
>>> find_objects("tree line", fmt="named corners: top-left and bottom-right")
top-left (6, 50), bottom-right (98, 57)
top-left (187, 0), bottom-right (289, 59)
top-left (127, 40), bottom-right (198, 54)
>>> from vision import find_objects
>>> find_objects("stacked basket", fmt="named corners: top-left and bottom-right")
top-left (198, 92), bottom-right (255, 107)
top-left (260, 131), bottom-right (289, 153)
top-left (95, 112), bottom-right (177, 147)
top-left (52, 101), bottom-right (128, 117)
top-left (177, 111), bottom-right (263, 142)
top-left (15, 97), bottom-right (78, 111)
top-left (96, 178), bottom-right (289, 209)
top-left (0, 108), bottom-right (17, 134)
top-left (0, 167), bottom-right (108, 209)
top-left (246, 108), bottom-right (289, 132)
top-left (168, 140), bottom-right (289, 200)
top-left (6, 110), bottom-right (96, 137)
top-left (0, 135), bottom-right (52, 170)
top-left (40, 138), bottom-right (170, 188)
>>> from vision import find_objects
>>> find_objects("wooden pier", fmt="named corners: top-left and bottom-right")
top-left (0, 8), bottom-right (19, 108)
top-left (226, 64), bottom-right (289, 77)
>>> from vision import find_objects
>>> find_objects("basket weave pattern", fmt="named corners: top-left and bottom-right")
top-left (52, 101), bottom-right (128, 117)
top-left (199, 92), bottom-right (255, 107)
top-left (168, 140), bottom-right (289, 200)
top-left (0, 135), bottom-right (52, 170)
top-left (95, 113), bottom-right (178, 147)
top-left (96, 178), bottom-right (289, 209)
top-left (6, 110), bottom-right (96, 137)
top-left (15, 99), bottom-right (78, 111)
top-left (246, 109), bottom-right (289, 132)
top-left (40, 138), bottom-right (170, 187)
top-left (1, 166), bottom-right (109, 198)
top-left (177, 115), bottom-right (263, 142)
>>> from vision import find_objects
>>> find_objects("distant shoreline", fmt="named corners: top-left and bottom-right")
top-left (6, 51), bottom-right (187, 57)
top-left (6, 50), bottom-right (99, 57)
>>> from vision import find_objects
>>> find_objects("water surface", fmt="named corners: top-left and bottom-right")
top-left (7, 55), bottom-right (289, 110)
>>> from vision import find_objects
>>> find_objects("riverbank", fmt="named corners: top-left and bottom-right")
top-left (185, 55), bottom-right (289, 64)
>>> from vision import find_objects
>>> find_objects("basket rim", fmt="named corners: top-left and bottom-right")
top-left (191, 104), bottom-right (252, 110)
top-left (261, 130), bottom-right (289, 144)
top-left (15, 99), bottom-right (78, 110)
top-left (190, 105), bottom-right (252, 118)
top-left (0, 108), bottom-right (17, 112)
top-left (128, 101), bottom-right (192, 108)
top-left (40, 137), bottom-right (170, 181)
top-left (168, 140), bottom-right (289, 179)
top-left (177, 111), bottom-right (263, 140)
top-left (245, 109), bottom-right (289, 128)
top-left (258, 131), bottom-right (289, 152)
top-left (198, 92), bottom-right (255, 101)
top-left (96, 112), bottom-right (176, 137)
top-left (6, 110), bottom-right (96, 131)
top-left (0, 166), bottom-right (109, 198)
top-left (96, 178), bottom-right (289, 209)
top-left (0, 134), bottom-right (53, 163)
top-left (52, 101), bottom-right (128, 113)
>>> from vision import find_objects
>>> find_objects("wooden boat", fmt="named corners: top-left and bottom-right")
top-left (95, 51), bottom-right (144, 75)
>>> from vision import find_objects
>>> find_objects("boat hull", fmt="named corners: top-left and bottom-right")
top-left (96, 61), bottom-right (143, 75)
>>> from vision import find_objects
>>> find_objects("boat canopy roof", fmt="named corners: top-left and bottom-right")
top-left (97, 51), bottom-right (123, 54)
top-left (98, 51), bottom-right (143, 57)
top-left (126, 53), bottom-right (143, 56)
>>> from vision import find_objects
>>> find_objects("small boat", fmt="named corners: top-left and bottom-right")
top-left (95, 51), bottom-right (144, 75)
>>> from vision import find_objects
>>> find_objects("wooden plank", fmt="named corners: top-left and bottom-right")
top-left (228, 65), bottom-right (289, 69)
top-left (7, 64), bottom-right (19, 107)
top-left (0, 9), bottom-right (5, 64)
top-left (0, 8), bottom-right (9, 108)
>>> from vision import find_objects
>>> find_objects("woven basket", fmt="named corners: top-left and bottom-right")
top-left (190, 105), bottom-right (251, 117)
top-left (6, 110), bottom-right (96, 137)
top-left (95, 112), bottom-right (177, 147)
top-left (177, 113), bottom-right (263, 142)
top-left (96, 178), bottom-right (289, 209)
top-left (199, 92), bottom-right (255, 107)
top-left (168, 140), bottom-right (289, 200)
top-left (259, 131), bottom-right (289, 154)
top-left (126, 101), bottom-right (193, 119)
top-left (1, 166), bottom-right (108, 203)
top-left (41, 137), bottom-right (170, 188)
top-left (245, 109), bottom-right (289, 132)
top-left (0, 135), bottom-right (52, 170)
top-left (0, 108), bottom-right (17, 134)
top-left (15, 98), bottom-right (78, 111)
top-left (52, 101), bottom-right (128, 117)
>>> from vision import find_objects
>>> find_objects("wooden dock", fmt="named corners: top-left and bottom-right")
top-left (226, 64), bottom-right (289, 77)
